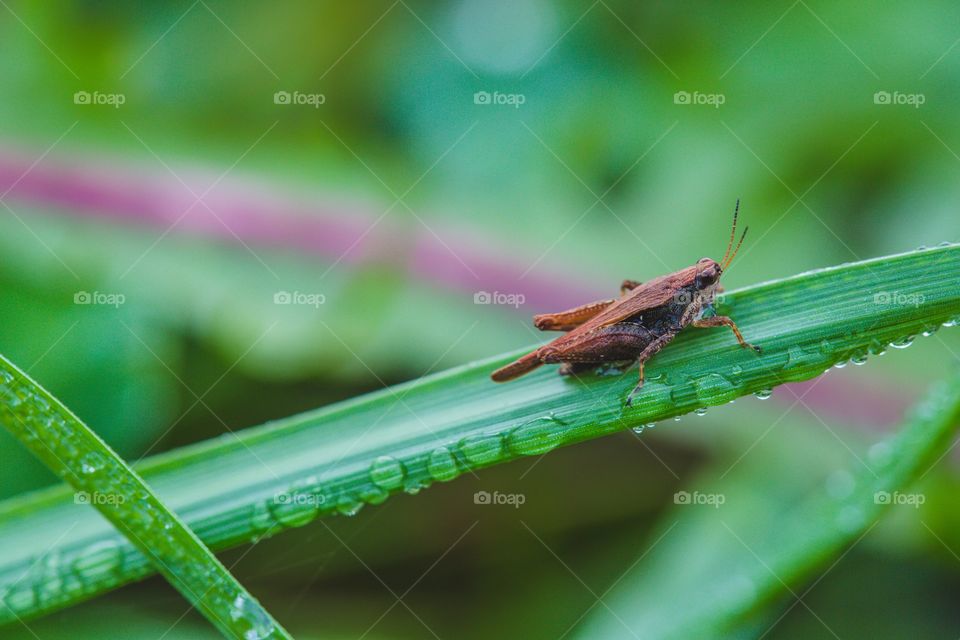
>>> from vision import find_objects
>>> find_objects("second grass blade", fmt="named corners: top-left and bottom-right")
top-left (0, 356), bottom-right (291, 640)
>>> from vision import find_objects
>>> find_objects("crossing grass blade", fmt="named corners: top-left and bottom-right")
top-left (0, 356), bottom-right (291, 640)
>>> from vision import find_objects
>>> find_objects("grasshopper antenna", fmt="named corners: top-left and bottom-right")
top-left (722, 225), bottom-right (748, 271)
top-left (721, 199), bottom-right (740, 267)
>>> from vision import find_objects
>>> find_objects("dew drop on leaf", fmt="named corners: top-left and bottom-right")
top-left (369, 456), bottom-right (405, 490)
top-left (824, 470), bottom-right (855, 499)
top-left (80, 453), bottom-right (105, 475)
top-left (426, 447), bottom-right (460, 482)
top-left (889, 335), bottom-right (915, 349)
top-left (868, 441), bottom-right (894, 468)
top-left (230, 594), bottom-right (275, 640)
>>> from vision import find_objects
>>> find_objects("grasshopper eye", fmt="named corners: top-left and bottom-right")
top-left (698, 262), bottom-right (721, 286)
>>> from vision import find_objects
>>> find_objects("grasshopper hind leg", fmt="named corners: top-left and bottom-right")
top-left (625, 331), bottom-right (678, 406)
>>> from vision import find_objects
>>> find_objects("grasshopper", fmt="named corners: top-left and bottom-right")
top-left (491, 201), bottom-right (760, 405)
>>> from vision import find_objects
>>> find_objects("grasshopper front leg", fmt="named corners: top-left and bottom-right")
top-left (691, 316), bottom-right (761, 352)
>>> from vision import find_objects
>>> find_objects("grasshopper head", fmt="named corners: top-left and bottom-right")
top-left (695, 257), bottom-right (722, 288)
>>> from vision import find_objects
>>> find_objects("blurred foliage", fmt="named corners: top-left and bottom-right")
top-left (1, 0), bottom-right (960, 638)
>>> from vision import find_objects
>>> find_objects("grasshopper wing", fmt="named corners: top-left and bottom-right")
top-left (557, 265), bottom-right (697, 338)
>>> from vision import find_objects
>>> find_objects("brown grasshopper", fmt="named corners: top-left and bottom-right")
top-left (491, 201), bottom-right (760, 405)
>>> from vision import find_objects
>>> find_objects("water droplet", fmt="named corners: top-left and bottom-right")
top-left (921, 325), bottom-right (939, 337)
top-left (459, 433), bottom-right (505, 466)
top-left (673, 416), bottom-right (682, 422)
top-left (753, 389), bottom-right (772, 400)
top-left (868, 441), bottom-right (894, 468)
top-left (939, 241), bottom-right (952, 247)
top-left (692, 372), bottom-right (740, 405)
top-left (833, 360), bottom-right (848, 369)
top-left (850, 352), bottom-right (868, 366)
top-left (270, 492), bottom-right (318, 528)
top-left (4, 585), bottom-right (36, 610)
top-left (825, 470), bottom-right (855, 499)
top-left (631, 425), bottom-right (645, 435)
top-left (80, 452), bottom-right (105, 475)
top-left (644, 422), bottom-right (656, 430)
top-left (427, 447), bottom-right (460, 482)
top-left (889, 335), bottom-right (915, 349)
top-left (835, 505), bottom-right (866, 533)
top-left (403, 479), bottom-right (425, 495)
top-left (358, 484), bottom-right (389, 505)
top-left (335, 495), bottom-right (364, 517)
top-left (694, 407), bottom-right (708, 416)
top-left (369, 456), bottom-right (405, 490)
top-left (249, 501), bottom-right (275, 533)
top-left (943, 316), bottom-right (960, 328)
top-left (780, 344), bottom-right (831, 381)
top-left (507, 416), bottom-right (569, 456)
top-left (0, 385), bottom-right (22, 408)
top-left (230, 594), bottom-right (275, 640)
top-left (71, 540), bottom-right (124, 578)
top-left (31, 394), bottom-right (50, 413)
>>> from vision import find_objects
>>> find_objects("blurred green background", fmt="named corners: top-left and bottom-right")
top-left (1, 1), bottom-right (960, 638)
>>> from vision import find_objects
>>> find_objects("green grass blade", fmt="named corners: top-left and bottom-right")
top-left (574, 371), bottom-right (960, 639)
top-left (0, 244), bottom-right (958, 625)
top-left (0, 356), bottom-right (291, 640)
